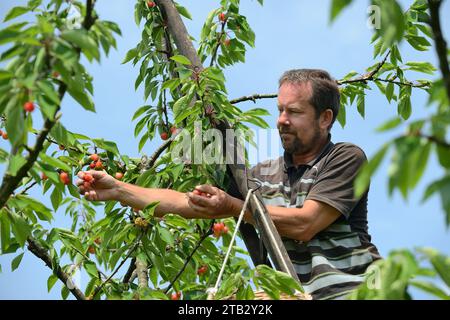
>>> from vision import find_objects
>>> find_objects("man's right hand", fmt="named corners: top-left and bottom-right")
top-left (76, 170), bottom-right (120, 202)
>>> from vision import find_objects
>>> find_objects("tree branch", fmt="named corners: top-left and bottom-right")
top-left (229, 93), bottom-right (278, 104)
top-left (122, 257), bottom-right (136, 284)
top-left (27, 237), bottom-right (86, 300)
top-left (428, 0), bottom-right (450, 102)
top-left (135, 257), bottom-right (149, 290)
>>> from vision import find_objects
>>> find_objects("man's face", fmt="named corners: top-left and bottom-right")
top-left (276, 82), bottom-right (322, 155)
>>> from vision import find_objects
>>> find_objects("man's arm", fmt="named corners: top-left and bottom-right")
top-left (76, 170), bottom-right (229, 219)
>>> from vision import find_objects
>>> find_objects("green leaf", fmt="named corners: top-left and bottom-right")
top-left (174, 3), bottom-right (192, 20)
top-left (398, 96), bottom-right (412, 120)
top-left (409, 280), bottom-right (450, 300)
top-left (84, 261), bottom-right (98, 278)
top-left (8, 212), bottom-right (32, 247)
top-left (67, 86), bottom-right (95, 112)
top-left (330, 0), bottom-right (353, 23)
top-left (122, 48), bottom-right (137, 64)
top-left (170, 55), bottom-right (191, 65)
top-left (47, 274), bottom-right (58, 292)
top-left (61, 29), bottom-right (100, 62)
top-left (7, 154), bottom-right (27, 176)
top-left (3, 6), bottom-right (29, 22)
top-left (376, 117), bottom-right (402, 132)
top-left (5, 99), bottom-right (25, 146)
top-left (39, 153), bottom-right (71, 172)
top-left (385, 82), bottom-right (395, 102)
top-left (158, 227), bottom-right (174, 246)
top-left (405, 61), bottom-right (436, 75)
top-left (357, 93), bottom-right (365, 118)
top-left (50, 187), bottom-right (62, 211)
top-left (11, 252), bottom-right (24, 271)
top-left (355, 143), bottom-right (390, 197)
top-left (36, 81), bottom-right (60, 106)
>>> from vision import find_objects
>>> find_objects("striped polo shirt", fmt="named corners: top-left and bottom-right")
top-left (249, 140), bottom-right (381, 300)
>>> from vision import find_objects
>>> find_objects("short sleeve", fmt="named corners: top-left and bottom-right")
top-left (305, 144), bottom-right (368, 219)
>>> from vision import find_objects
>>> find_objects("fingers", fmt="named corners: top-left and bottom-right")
top-left (187, 197), bottom-right (209, 214)
top-left (187, 192), bottom-right (214, 207)
top-left (195, 184), bottom-right (217, 195)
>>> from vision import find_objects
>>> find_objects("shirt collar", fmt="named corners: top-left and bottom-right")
top-left (283, 134), bottom-right (333, 172)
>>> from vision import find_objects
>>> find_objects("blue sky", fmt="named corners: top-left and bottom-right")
top-left (0, 0), bottom-right (449, 299)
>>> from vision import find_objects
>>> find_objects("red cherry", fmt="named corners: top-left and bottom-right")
top-left (95, 161), bottom-right (103, 170)
top-left (223, 38), bottom-right (231, 46)
top-left (170, 126), bottom-right (177, 134)
top-left (88, 246), bottom-right (95, 254)
top-left (115, 172), bottom-right (124, 180)
top-left (223, 226), bottom-right (229, 234)
top-left (218, 12), bottom-right (226, 22)
top-left (90, 154), bottom-right (99, 162)
top-left (89, 162), bottom-right (96, 169)
top-left (213, 222), bottom-right (225, 233)
top-left (59, 172), bottom-right (70, 185)
top-left (41, 172), bottom-right (48, 180)
top-left (94, 237), bottom-right (102, 245)
top-left (52, 71), bottom-right (60, 78)
top-left (147, 1), bottom-right (156, 8)
top-left (23, 101), bottom-right (35, 112)
top-left (161, 132), bottom-right (169, 140)
top-left (83, 173), bottom-right (93, 182)
top-left (2, 132), bottom-right (8, 140)
top-left (197, 265), bottom-right (208, 275)
top-left (59, 145), bottom-right (65, 150)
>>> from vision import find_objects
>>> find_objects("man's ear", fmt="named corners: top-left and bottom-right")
top-left (319, 109), bottom-right (333, 130)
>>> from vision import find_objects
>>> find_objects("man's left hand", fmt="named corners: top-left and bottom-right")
top-left (186, 185), bottom-right (238, 217)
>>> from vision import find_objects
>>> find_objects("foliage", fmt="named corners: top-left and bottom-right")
top-left (0, 0), bottom-right (448, 300)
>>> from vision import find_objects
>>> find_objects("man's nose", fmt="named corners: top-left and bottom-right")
top-left (277, 111), bottom-right (290, 127)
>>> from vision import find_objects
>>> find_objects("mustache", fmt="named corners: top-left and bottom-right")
top-left (279, 129), bottom-right (295, 134)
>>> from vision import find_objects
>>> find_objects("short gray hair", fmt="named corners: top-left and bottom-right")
top-left (279, 69), bottom-right (340, 131)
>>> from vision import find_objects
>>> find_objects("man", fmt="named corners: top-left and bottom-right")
top-left (77, 69), bottom-right (381, 300)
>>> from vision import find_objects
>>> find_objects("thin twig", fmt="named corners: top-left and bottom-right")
top-left (164, 222), bottom-right (214, 294)
top-left (210, 20), bottom-right (227, 67)
top-left (91, 232), bottom-right (144, 299)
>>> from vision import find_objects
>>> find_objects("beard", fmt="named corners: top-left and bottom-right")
top-left (280, 123), bottom-right (321, 155)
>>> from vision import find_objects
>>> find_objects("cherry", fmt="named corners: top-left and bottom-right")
top-left (213, 222), bottom-right (225, 233)
top-left (95, 161), bottom-right (103, 170)
top-left (83, 173), bottom-right (93, 183)
top-left (23, 101), bottom-right (35, 113)
top-left (171, 292), bottom-right (181, 300)
top-left (59, 145), bottom-right (65, 150)
top-left (115, 172), bottom-right (124, 180)
top-left (90, 154), bottom-right (99, 162)
top-left (41, 172), bottom-right (48, 180)
top-left (94, 237), bottom-right (102, 245)
top-left (2, 132), bottom-right (8, 140)
top-left (89, 162), bottom-right (96, 169)
top-left (59, 172), bottom-right (70, 185)
top-left (52, 71), bottom-right (60, 78)
top-left (223, 38), bottom-right (231, 46)
top-left (223, 226), bottom-right (229, 234)
top-left (147, 1), bottom-right (156, 8)
top-left (218, 12), bottom-right (226, 22)
top-left (170, 126), bottom-right (177, 134)
top-left (197, 265), bottom-right (208, 276)
top-left (88, 246), bottom-right (95, 254)
top-left (161, 132), bottom-right (169, 141)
